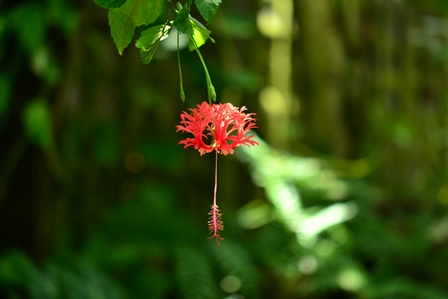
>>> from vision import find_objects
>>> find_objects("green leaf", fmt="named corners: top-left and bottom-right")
top-left (173, 5), bottom-right (193, 35)
top-left (135, 25), bottom-right (169, 49)
top-left (135, 25), bottom-right (170, 64)
top-left (188, 16), bottom-right (214, 51)
top-left (139, 41), bottom-right (160, 64)
top-left (94, 0), bottom-right (127, 9)
top-left (108, 0), bottom-right (164, 55)
top-left (195, 0), bottom-right (221, 23)
top-left (22, 99), bottom-right (54, 151)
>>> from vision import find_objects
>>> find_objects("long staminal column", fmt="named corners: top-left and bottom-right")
top-left (208, 151), bottom-right (224, 245)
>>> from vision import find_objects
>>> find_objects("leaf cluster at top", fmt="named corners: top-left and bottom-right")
top-left (95, 0), bottom-right (221, 57)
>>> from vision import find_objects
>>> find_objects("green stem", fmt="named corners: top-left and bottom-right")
top-left (189, 36), bottom-right (216, 104)
top-left (177, 31), bottom-right (185, 102)
top-left (167, 0), bottom-right (178, 15)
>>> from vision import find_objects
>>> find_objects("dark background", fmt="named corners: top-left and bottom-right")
top-left (1, 0), bottom-right (448, 298)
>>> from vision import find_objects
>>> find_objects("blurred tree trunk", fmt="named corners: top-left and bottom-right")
top-left (258, 0), bottom-right (294, 151)
top-left (295, 0), bottom-right (350, 157)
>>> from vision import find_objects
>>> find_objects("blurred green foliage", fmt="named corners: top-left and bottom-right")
top-left (1, 0), bottom-right (448, 299)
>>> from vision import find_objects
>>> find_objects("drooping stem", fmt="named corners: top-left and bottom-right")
top-left (177, 30), bottom-right (185, 102)
top-left (167, 0), bottom-right (178, 15)
top-left (189, 36), bottom-right (216, 104)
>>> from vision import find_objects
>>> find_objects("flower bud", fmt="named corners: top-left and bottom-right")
top-left (180, 91), bottom-right (185, 102)
top-left (209, 85), bottom-right (216, 102)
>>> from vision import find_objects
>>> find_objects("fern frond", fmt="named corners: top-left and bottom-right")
top-left (174, 246), bottom-right (218, 299)
top-left (211, 241), bottom-right (262, 299)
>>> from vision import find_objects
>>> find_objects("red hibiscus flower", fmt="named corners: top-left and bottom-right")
top-left (176, 101), bottom-right (259, 156)
top-left (176, 101), bottom-right (259, 245)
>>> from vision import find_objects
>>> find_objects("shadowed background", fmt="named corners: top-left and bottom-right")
top-left (1, 0), bottom-right (448, 298)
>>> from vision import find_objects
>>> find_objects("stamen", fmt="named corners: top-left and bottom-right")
top-left (208, 204), bottom-right (224, 246)
top-left (207, 151), bottom-right (224, 246)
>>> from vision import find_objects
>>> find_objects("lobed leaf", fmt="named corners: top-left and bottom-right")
top-left (94, 0), bottom-right (127, 9)
top-left (195, 0), bottom-right (222, 23)
top-left (135, 25), bottom-right (170, 64)
top-left (173, 5), bottom-right (193, 35)
top-left (188, 16), bottom-right (214, 51)
top-left (108, 0), bottom-right (164, 55)
top-left (139, 40), bottom-right (160, 64)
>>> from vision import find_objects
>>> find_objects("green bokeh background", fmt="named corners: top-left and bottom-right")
top-left (1, 0), bottom-right (448, 298)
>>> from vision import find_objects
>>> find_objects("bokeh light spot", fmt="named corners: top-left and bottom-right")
top-left (338, 268), bottom-right (365, 292)
top-left (298, 255), bottom-right (318, 275)
top-left (437, 184), bottom-right (448, 205)
top-left (124, 151), bottom-right (145, 174)
top-left (220, 275), bottom-right (242, 293)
